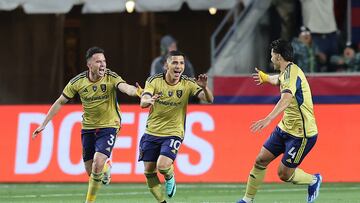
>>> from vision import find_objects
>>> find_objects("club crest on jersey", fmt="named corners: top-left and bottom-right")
top-left (100, 84), bottom-right (106, 92)
top-left (176, 90), bottom-right (183, 98)
top-left (92, 85), bottom-right (97, 92)
top-left (168, 91), bottom-right (173, 97)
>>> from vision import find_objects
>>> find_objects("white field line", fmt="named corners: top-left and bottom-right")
top-left (4, 191), bottom-right (149, 199)
top-left (1, 185), bottom-right (360, 199)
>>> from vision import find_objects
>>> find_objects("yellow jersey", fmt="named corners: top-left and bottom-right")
top-left (143, 73), bottom-right (202, 139)
top-left (278, 63), bottom-right (318, 137)
top-left (62, 69), bottom-right (125, 129)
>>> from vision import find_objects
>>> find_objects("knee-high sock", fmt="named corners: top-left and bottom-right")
top-left (244, 164), bottom-right (267, 199)
top-left (145, 172), bottom-right (165, 203)
top-left (287, 168), bottom-right (313, 185)
top-left (86, 172), bottom-right (103, 202)
top-left (102, 161), bottom-right (109, 173)
top-left (158, 165), bottom-right (174, 180)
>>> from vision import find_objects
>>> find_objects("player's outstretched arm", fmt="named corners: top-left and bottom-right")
top-left (196, 74), bottom-right (214, 103)
top-left (250, 92), bottom-right (292, 132)
top-left (32, 95), bottom-right (69, 139)
top-left (140, 93), bottom-right (161, 108)
top-left (252, 68), bottom-right (280, 86)
top-left (117, 82), bottom-right (143, 97)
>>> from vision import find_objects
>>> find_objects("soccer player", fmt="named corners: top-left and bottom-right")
top-left (139, 50), bottom-right (214, 203)
top-left (237, 39), bottom-right (322, 203)
top-left (32, 47), bottom-right (143, 203)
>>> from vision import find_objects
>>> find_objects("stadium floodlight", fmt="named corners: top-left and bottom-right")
top-left (208, 7), bottom-right (217, 15)
top-left (125, 0), bottom-right (135, 13)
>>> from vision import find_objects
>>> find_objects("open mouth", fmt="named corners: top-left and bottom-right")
top-left (174, 70), bottom-right (181, 77)
top-left (99, 68), bottom-right (105, 74)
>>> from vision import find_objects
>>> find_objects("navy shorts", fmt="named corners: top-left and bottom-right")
top-left (81, 128), bottom-right (118, 162)
top-left (263, 126), bottom-right (317, 168)
top-left (138, 133), bottom-right (183, 162)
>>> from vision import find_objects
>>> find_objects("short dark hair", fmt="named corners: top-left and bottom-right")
top-left (86, 47), bottom-right (104, 60)
top-left (270, 39), bottom-right (294, 61)
top-left (165, 50), bottom-right (185, 61)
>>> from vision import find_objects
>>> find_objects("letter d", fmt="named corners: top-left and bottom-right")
top-left (15, 113), bottom-right (53, 174)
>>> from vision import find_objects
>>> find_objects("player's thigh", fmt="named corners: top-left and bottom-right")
top-left (281, 134), bottom-right (318, 168)
top-left (81, 129), bottom-right (96, 162)
top-left (92, 152), bottom-right (109, 173)
top-left (138, 133), bottom-right (162, 162)
top-left (144, 162), bottom-right (157, 173)
top-left (256, 147), bottom-right (277, 167)
top-left (94, 128), bottom-right (118, 158)
top-left (159, 136), bottom-right (182, 164)
top-left (260, 127), bottom-right (284, 166)
top-left (157, 155), bottom-right (174, 169)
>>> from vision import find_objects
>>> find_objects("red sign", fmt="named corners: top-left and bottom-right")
top-left (0, 105), bottom-right (359, 182)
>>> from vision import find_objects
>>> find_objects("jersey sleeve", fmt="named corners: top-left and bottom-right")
top-left (110, 72), bottom-right (126, 88)
top-left (281, 66), bottom-right (298, 96)
top-left (189, 80), bottom-right (203, 97)
top-left (62, 81), bottom-right (77, 99)
top-left (143, 80), bottom-right (155, 97)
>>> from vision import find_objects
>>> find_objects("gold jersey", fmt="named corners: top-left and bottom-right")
top-left (278, 63), bottom-right (318, 137)
top-left (143, 73), bottom-right (202, 139)
top-left (62, 69), bottom-right (125, 129)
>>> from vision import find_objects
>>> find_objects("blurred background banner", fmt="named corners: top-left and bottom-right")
top-left (1, 104), bottom-right (359, 183)
top-left (214, 74), bottom-right (360, 104)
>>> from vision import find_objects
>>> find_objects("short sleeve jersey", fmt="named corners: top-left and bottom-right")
top-left (62, 69), bottom-right (125, 129)
top-left (143, 73), bottom-right (202, 139)
top-left (278, 63), bottom-right (318, 137)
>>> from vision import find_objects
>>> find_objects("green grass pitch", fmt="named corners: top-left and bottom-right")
top-left (1, 183), bottom-right (359, 203)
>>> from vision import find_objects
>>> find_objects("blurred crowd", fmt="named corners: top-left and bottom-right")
top-left (270, 0), bottom-right (360, 73)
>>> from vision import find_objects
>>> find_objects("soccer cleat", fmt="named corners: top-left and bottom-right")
top-left (165, 175), bottom-right (176, 198)
top-left (236, 199), bottom-right (253, 203)
top-left (307, 173), bottom-right (322, 203)
top-left (102, 159), bottom-right (112, 185)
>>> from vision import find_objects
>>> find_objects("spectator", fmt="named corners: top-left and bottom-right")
top-left (330, 43), bottom-right (360, 72)
top-left (271, 0), bottom-right (297, 41)
top-left (150, 35), bottom-right (195, 77)
top-left (291, 26), bottom-right (326, 72)
top-left (300, 0), bottom-right (339, 70)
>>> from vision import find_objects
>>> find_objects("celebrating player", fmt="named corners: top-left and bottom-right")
top-left (237, 39), bottom-right (322, 203)
top-left (139, 50), bottom-right (213, 203)
top-left (32, 47), bottom-right (143, 203)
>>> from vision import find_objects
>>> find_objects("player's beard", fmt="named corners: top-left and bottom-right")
top-left (98, 67), bottom-right (106, 77)
top-left (273, 62), bottom-right (280, 71)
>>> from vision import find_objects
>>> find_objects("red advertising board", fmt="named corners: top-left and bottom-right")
top-left (0, 105), bottom-right (359, 182)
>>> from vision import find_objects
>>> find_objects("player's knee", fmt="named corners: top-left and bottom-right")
top-left (92, 160), bottom-right (105, 173)
top-left (278, 170), bottom-right (292, 182)
top-left (84, 164), bottom-right (92, 176)
top-left (144, 170), bottom-right (157, 177)
top-left (255, 156), bottom-right (269, 167)
top-left (157, 162), bottom-right (171, 171)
